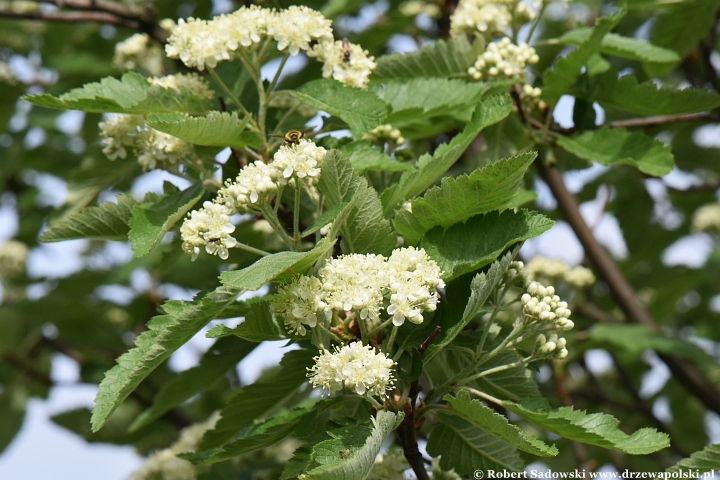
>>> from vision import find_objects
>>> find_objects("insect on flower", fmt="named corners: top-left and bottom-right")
top-left (342, 38), bottom-right (351, 63)
top-left (269, 126), bottom-right (315, 146)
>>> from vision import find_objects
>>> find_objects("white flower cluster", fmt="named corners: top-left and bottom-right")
top-left (165, 6), bottom-right (375, 88)
top-left (0, 240), bottom-right (28, 278)
top-left (468, 38), bottom-right (539, 80)
top-left (692, 203), bottom-right (720, 233)
top-left (399, 0), bottom-right (442, 18)
top-left (450, 0), bottom-right (537, 39)
top-left (0, 61), bottom-right (16, 85)
top-left (180, 140), bottom-right (326, 260)
top-left (535, 333), bottom-right (568, 359)
top-left (309, 39), bottom-right (377, 88)
top-left (362, 124), bottom-right (405, 146)
top-left (521, 281), bottom-right (574, 331)
top-left (308, 342), bottom-right (395, 397)
top-left (99, 114), bottom-right (193, 170)
top-left (148, 72), bottom-right (215, 99)
top-left (367, 449), bottom-right (409, 480)
top-left (271, 247), bottom-right (444, 334)
top-left (113, 33), bottom-right (165, 76)
top-left (525, 256), bottom-right (595, 289)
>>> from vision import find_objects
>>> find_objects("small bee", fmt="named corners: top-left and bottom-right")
top-left (270, 126), bottom-right (315, 146)
top-left (339, 448), bottom-right (351, 458)
top-left (342, 38), bottom-right (351, 63)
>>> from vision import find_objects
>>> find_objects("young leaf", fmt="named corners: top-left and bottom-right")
top-left (205, 300), bottom-right (286, 342)
top-left (503, 398), bottom-right (670, 454)
top-left (666, 443), bottom-right (720, 473)
top-left (394, 152), bottom-right (536, 244)
top-left (557, 127), bottom-right (674, 176)
top-left (337, 141), bottom-right (412, 173)
top-left (421, 210), bottom-right (554, 281)
top-left (444, 390), bottom-right (558, 457)
top-left (381, 95), bottom-right (513, 215)
top-left (292, 79), bottom-right (387, 137)
top-left (592, 74), bottom-right (720, 115)
top-left (427, 411), bottom-right (524, 474)
top-left (372, 36), bottom-right (483, 80)
top-left (39, 193), bottom-right (138, 242)
top-left (146, 111), bottom-right (255, 149)
top-left (128, 182), bottom-right (204, 257)
top-left (557, 30), bottom-right (680, 63)
top-left (542, 9), bottom-right (625, 106)
top-left (128, 336), bottom-right (256, 432)
top-left (25, 72), bottom-right (210, 114)
top-left (318, 150), bottom-right (396, 255)
top-left (199, 349), bottom-right (316, 449)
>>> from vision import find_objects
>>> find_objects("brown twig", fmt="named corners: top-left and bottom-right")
top-left (536, 159), bottom-right (720, 415)
top-left (0, 9), bottom-right (138, 26)
top-left (606, 112), bottom-right (716, 129)
top-left (399, 381), bottom-right (430, 480)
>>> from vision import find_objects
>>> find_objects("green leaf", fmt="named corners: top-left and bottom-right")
top-left (292, 79), bottom-right (386, 137)
top-left (304, 410), bottom-right (403, 480)
top-left (557, 29), bottom-right (680, 63)
top-left (470, 350), bottom-right (541, 401)
top-left (395, 152), bottom-right (536, 244)
top-left (146, 111), bottom-right (255, 149)
top-left (25, 72), bottom-right (210, 114)
top-left (372, 37), bottom-right (483, 80)
top-left (128, 182), bottom-right (204, 257)
top-left (503, 398), bottom-right (670, 454)
top-left (424, 249), bottom-right (518, 363)
top-left (301, 201), bottom-right (352, 237)
top-left (666, 443), bottom-right (720, 473)
top-left (128, 336), bottom-right (256, 432)
top-left (205, 300), bottom-right (286, 342)
top-left (39, 193), bottom-right (138, 242)
top-left (592, 74), bottom-right (720, 115)
top-left (91, 286), bottom-right (246, 432)
top-left (337, 141), bottom-right (412, 173)
top-left (318, 150), bottom-right (396, 255)
top-left (381, 95), bottom-right (513, 215)
top-left (557, 127), bottom-right (674, 176)
top-left (542, 10), bottom-right (625, 106)
top-left (427, 411), bottom-right (524, 474)
top-left (0, 387), bottom-right (26, 454)
top-left (199, 349), bottom-right (316, 449)
top-left (444, 391), bottom-right (558, 457)
top-left (421, 210), bottom-right (554, 281)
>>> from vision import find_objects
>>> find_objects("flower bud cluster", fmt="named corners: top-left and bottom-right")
top-left (307, 342), bottom-right (395, 397)
top-left (521, 281), bottom-right (574, 331)
top-left (0, 240), bottom-right (28, 278)
top-left (450, 0), bottom-right (537, 39)
top-left (362, 124), bottom-right (405, 146)
top-left (113, 33), bottom-right (165, 76)
top-left (525, 255), bottom-right (595, 289)
top-left (468, 38), bottom-right (539, 80)
top-left (535, 333), bottom-right (568, 359)
top-left (399, 0), bottom-right (442, 19)
top-left (691, 203), bottom-right (720, 233)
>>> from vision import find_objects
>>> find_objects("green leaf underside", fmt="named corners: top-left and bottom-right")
top-left (542, 9), bottom-right (625, 106)
top-left (421, 210), bottom-right (554, 281)
top-left (146, 111), bottom-right (254, 149)
top-left (395, 152), bottom-right (536, 244)
top-left (302, 201), bottom-right (352, 237)
top-left (128, 182), bottom-right (204, 257)
top-left (128, 336), bottom-right (255, 432)
top-left (424, 249), bottom-right (518, 363)
top-left (504, 398), bottom-right (670, 454)
top-left (338, 141), bottom-right (412, 173)
top-left (205, 300), bottom-right (286, 342)
top-left (40, 193), bottom-right (138, 242)
top-left (303, 410), bottom-right (403, 480)
top-left (557, 127), bottom-right (674, 176)
top-left (198, 349), bottom-right (316, 449)
top-left (372, 36), bottom-right (483, 80)
top-left (471, 350), bottom-right (541, 401)
top-left (427, 411), bottom-right (524, 474)
top-left (557, 29), bottom-right (680, 63)
top-left (318, 150), bottom-right (396, 255)
top-left (292, 79), bottom-right (387, 137)
top-left (381, 94), bottom-right (513, 215)
top-left (445, 391), bottom-right (558, 456)
top-left (667, 443), bottom-right (720, 473)
top-left (593, 74), bottom-right (720, 115)
top-left (25, 72), bottom-right (210, 114)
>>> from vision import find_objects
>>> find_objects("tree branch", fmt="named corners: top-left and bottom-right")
top-left (606, 112), bottom-right (716, 129)
top-left (399, 381), bottom-right (430, 480)
top-left (535, 159), bottom-right (720, 415)
top-left (0, 8), bottom-right (139, 28)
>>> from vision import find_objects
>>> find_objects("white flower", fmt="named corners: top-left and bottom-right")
top-left (99, 114), bottom-right (145, 160)
top-left (309, 39), bottom-right (376, 88)
top-left (148, 73), bottom-right (215, 99)
top-left (136, 130), bottom-right (194, 171)
top-left (320, 253), bottom-right (388, 320)
top-left (692, 203), bottom-right (720, 232)
top-left (0, 240), bottom-right (28, 278)
top-left (180, 201), bottom-right (237, 260)
top-left (367, 450), bottom-right (408, 480)
top-left (216, 161), bottom-right (279, 213)
top-left (272, 276), bottom-right (328, 336)
top-left (385, 247), bottom-right (444, 326)
top-left (308, 342), bottom-right (395, 397)
top-left (450, 0), bottom-right (515, 38)
top-left (113, 33), bottom-right (165, 76)
top-left (216, 5), bottom-right (274, 50)
top-left (165, 17), bottom-right (230, 70)
top-left (468, 37), bottom-right (539, 80)
top-left (268, 6), bottom-right (333, 55)
top-left (525, 255), bottom-right (595, 289)
top-left (271, 139), bottom-right (326, 184)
